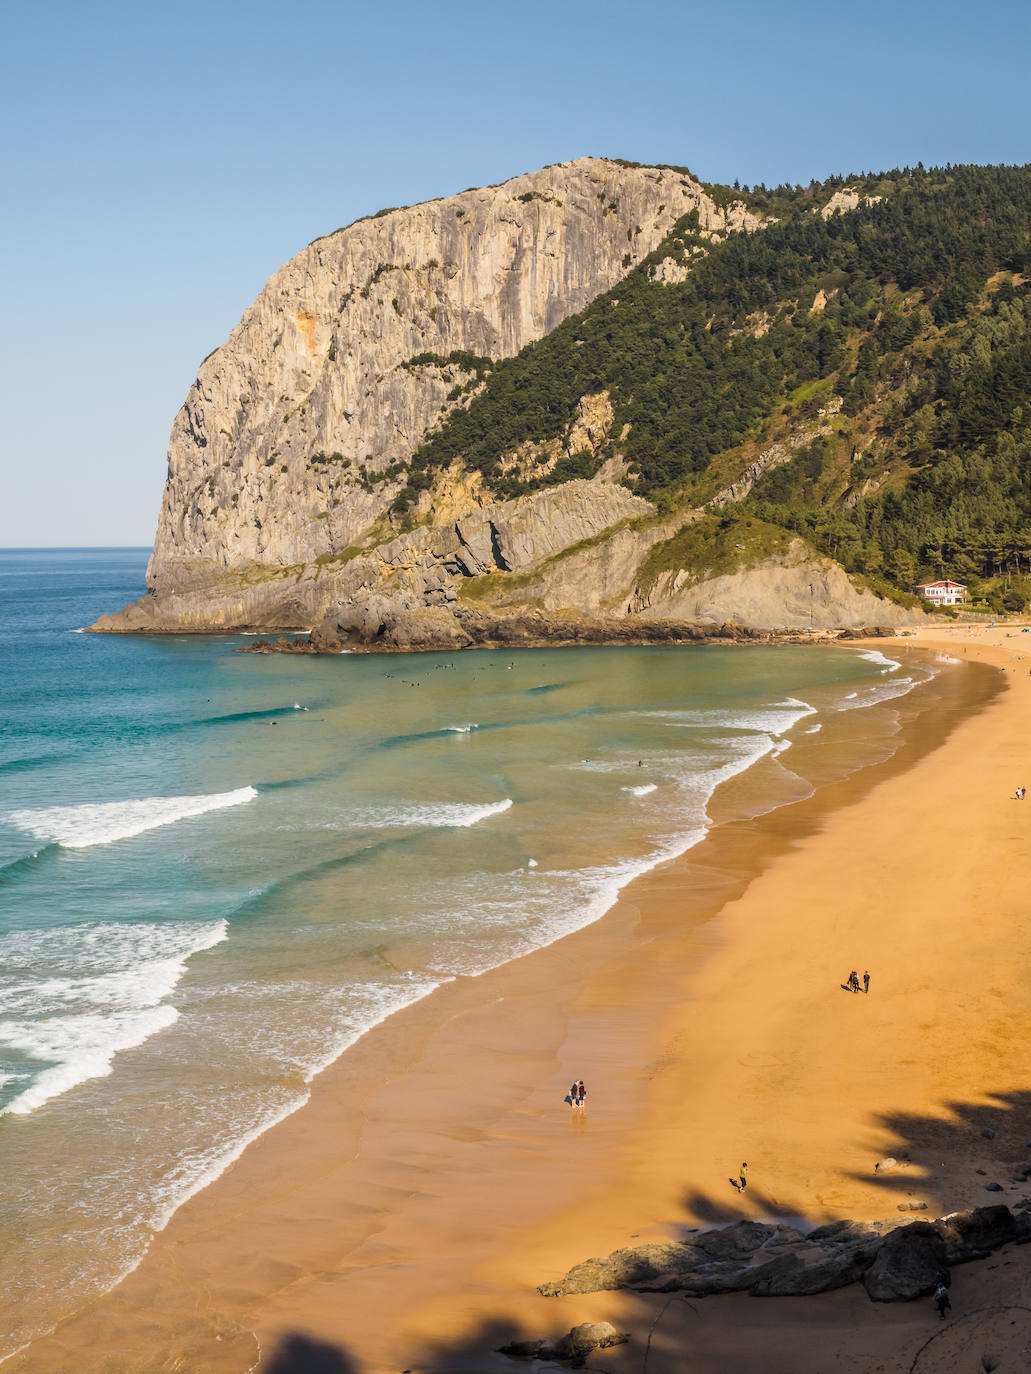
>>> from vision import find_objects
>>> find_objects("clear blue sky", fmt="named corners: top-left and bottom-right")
top-left (2, 0), bottom-right (1028, 546)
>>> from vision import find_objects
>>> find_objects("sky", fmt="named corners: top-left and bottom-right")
top-left (1, 0), bottom-right (1028, 547)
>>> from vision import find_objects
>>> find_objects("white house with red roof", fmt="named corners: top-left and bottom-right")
top-left (915, 579), bottom-right (968, 605)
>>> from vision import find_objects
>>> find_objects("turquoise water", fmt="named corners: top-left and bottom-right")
top-left (0, 549), bottom-right (931, 1357)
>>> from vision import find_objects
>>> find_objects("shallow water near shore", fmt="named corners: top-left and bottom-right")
top-left (0, 549), bottom-right (938, 1359)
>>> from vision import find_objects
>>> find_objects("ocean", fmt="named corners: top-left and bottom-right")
top-left (0, 548), bottom-right (939, 1359)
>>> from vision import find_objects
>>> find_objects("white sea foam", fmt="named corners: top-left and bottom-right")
top-left (146, 974), bottom-right (444, 1232)
top-left (8, 787), bottom-right (257, 849)
top-left (622, 783), bottom-right (658, 796)
top-left (445, 723), bottom-right (478, 733)
top-left (1, 1006), bottom-right (180, 1117)
top-left (352, 798), bottom-right (512, 829)
top-left (644, 696), bottom-right (816, 736)
top-left (0, 920), bottom-right (227, 1116)
top-left (430, 733), bottom-right (782, 978)
top-left (855, 648), bottom-right (902, 670)
top-left (836, 677), bottom-right (919, 711)
top-left (804, 724), bottom-right (823, 734)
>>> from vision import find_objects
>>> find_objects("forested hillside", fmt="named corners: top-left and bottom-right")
top-left (393, 164), bottom-right (1031, 610)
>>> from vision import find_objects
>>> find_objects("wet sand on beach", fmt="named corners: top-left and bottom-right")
top-left (10, 625), bottom-right (1031, 1374)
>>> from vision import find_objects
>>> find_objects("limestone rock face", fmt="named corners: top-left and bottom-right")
top-left (144, 158), bottom-right (756, 612)
top-left (820, 187), bottom-right (882, 219)
top-left (635, 541), bottom-right (920, 631)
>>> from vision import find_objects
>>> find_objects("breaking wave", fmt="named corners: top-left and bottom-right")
top-left (0, 920), bottom-right (228, 1116)
top-left (350, 798), bottom-right (513, 829)
top-left (7, 787), bottom-right (257, 849)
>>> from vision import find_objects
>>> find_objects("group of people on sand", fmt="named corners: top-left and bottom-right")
top-left (568, 1079), bottom-right (587, 1108)
top-left (846, 969), bottom-right (871, 994)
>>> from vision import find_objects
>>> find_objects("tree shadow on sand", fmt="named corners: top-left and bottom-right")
top-left (843, 1087), bottom-right (1031, 1211)
top-left (260, 1089), bottom-right (1031, 1373)
top-left (263, 1319), bottom-right (571, 1374)
top-left (264, 1332), bottom-right (358, 1373)
top-left (676, 1180), bottom-right (823, 1232)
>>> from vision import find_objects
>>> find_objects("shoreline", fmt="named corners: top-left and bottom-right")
top-left (8, 630), bottom-right (1029, 1372)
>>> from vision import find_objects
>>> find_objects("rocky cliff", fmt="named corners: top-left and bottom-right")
top-left (119, 160), bottom-right (754, 616)
top-left (93, 156), bottom-right (927, 643)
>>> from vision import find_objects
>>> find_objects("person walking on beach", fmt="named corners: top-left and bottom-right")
top-left (933, 1277), bottom-right (951, 1320)
top-left (570, 1081), bottom-right (579, 1106)
top-left (863, 970), bottom-right (870, 994)
top-left (576, 1080), bottom-right (587, 1108)
top-left (848, 970), bottom-right (860, 993)
top-left (739, 1162), bottom-right (748, 1190)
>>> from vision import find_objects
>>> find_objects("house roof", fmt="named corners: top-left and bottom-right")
top-left (916, 580), bottom-right (967, 590)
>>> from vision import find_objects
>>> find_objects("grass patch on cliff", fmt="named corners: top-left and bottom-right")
top-left (314, 547), bottom-right (363, 573)
top-left (515, 191), bottom-right (563, 207)
top-left (636, 515), bottom-right (793, 595)
top-left (458, 569), bottom-right (538, 601)
top-left (234, 561), bottom-right (306, 587)
top-left (541, 518), bottom-right (636, 566)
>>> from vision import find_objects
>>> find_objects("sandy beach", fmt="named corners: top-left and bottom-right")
top-left (10, 623), bottom-right (1031, 1374)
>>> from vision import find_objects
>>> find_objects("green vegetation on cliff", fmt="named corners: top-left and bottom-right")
top-left (390, 164), bottom-right (1031, 602)
top-left (636, 516), bottom-right (794, 594)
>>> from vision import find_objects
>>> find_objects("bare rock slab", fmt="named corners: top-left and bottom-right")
top-left (539, 1206), bottom-right (1031, 1305)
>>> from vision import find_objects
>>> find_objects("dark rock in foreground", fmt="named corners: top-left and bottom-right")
top-left (862, 1221), bottom-right (947, 1301)
top-left (537, 1204), bottom-right (1031, 1304)
top-left (498, 1321), bottom-right (629, 1366)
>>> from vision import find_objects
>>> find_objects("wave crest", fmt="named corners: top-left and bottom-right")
top-left (353, 798), bottom-right (513, 829)
top-left (8, 787), bottom-right (257, 849)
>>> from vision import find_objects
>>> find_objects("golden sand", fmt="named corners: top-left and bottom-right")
top-left (12, 625), bottom-right (1031, 1373)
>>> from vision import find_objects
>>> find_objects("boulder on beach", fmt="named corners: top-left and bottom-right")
top-left (861, 1223), bottom-right (947, 1302)
top-left (497, 1320), bottom-right (628, 1364)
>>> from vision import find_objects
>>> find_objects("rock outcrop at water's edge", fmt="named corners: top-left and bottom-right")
top-left (535, 1204), bottom-right (1031, 1303)
top-left (91, 471), bottom-right (920, 643)
top-left (243, 613), bottom-right (772, 655)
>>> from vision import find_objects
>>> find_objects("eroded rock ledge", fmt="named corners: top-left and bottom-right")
top-left (238, 612), bottom-right (898, 654)
top-left (536, 1204), bottom-right (1031, 1304)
